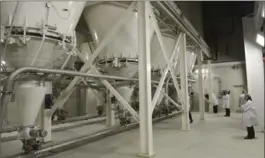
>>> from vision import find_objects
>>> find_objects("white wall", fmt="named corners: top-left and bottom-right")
top-left (210, 62), bottom-right (247, 112)
top-left (242, 17), bottom-right (264, 129)
top-left (193, 62), bottom-right (247, 112)
top-left (211, 62), bottom-right (247, 92)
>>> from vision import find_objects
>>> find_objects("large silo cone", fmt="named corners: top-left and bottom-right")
top-left (116, 86), bottom-right (134, 104)
top-left (15, 81), bottom-right (47, 127)
top-left (83, 2), bottom-right (154, 78)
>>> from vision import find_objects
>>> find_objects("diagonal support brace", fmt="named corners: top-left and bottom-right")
top-left (151, 34), bottom-right (182, 112)
top-left (149, 4), bottom-right (183, 106)
top-left (48, 2), bottom-right (136, 116)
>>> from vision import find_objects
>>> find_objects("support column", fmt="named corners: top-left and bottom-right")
top-left (137, 1), bottom-right (154, 157)
top-left (207, 60), bottom-right (213, 113)
top-left (198, 49), bottom-right (205, 120)
top-left (41, 82), bottom-right (52, 143)
top-left (106, 90), bottom-right (115, 127)
top-left (41, 108), bottom-right (52, 143)
top-left (179, 33), bottom-right (190, 130)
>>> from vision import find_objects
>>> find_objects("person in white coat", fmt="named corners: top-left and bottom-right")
top-left (205, 93), bottom-right (219, 113)
top-left (222, 90), bottom-right (230, 117)
top-left (241, 94), bottom-right (259, 139)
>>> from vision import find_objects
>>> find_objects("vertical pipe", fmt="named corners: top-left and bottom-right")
top-left (106, 90), bottom-right (115, 126)
top-left (179, 33), bottom-right (190, 130)
top-left (137, 1), bottom-right (154, 157)
top-left (207, 60), bottom-right (213, 113)
top-left (198, 49), bottom-right (205, 120)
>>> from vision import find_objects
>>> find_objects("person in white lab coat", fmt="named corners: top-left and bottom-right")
top-left (205, 93), bottom-right (219, 113)
top-left (241, 94), bottom-right (259, 139)
top-left (222, 90), bottom-right (230, 117)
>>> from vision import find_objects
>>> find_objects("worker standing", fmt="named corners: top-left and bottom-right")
top-left (241, 94), bottom-right (259, 139)
top-left (222, 90), bottom-right (230, 117)
top-left (211, 93), bottom-right (219, 113)
top-left (205, 93), bottom-right (219, 113)
top-left (227, 90), bottom-right (231, 116)
top-left (188, 92), bottom-right (193, 123)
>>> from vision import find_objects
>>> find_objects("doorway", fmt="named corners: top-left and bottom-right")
top-left (232, 85), bottom-right (245, 112)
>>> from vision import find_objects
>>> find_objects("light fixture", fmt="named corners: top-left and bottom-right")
top-left (194, 68), bottom-right (208, 74)
top-left (256, 33), bottom-right (264, 47)
top-left (1, 61), bottom-right (6, 65)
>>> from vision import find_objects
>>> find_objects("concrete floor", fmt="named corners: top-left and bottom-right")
top-left (51, 113), bottom-right (264, 158)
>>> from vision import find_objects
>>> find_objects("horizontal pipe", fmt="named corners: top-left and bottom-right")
top-left (0, 67), bottom-right (194, 142)
top-left (1, 115), bottom-right (99, 134)
top-left (3, 67), bottom-right (195, 94)
top-left (52, 114), bottom-right (98, 125)
top-left (1, 117), bottom-right (107, 143)
top-left (13, 112), bottom-right (181, 158)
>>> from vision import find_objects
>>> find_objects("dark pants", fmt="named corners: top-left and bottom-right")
top-left (189, 111), bottom-right (193, 123)
top-left (246, 126), bottom-right (255, 138)
top-left (225, 108), bottom-right (230, 116)
top-left (213, 105), bottom-right (218, 113)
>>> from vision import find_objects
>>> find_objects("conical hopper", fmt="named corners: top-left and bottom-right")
top-left (15, 81), bottom-right (47, 127)
top-left (83, 2), bottom-right (154, 78)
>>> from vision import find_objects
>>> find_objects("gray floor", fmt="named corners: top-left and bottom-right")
top-left (51, 113), bottom-right (264, 158)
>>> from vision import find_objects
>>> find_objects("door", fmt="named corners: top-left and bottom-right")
top-left (232, 86), bottom-right (245, 112)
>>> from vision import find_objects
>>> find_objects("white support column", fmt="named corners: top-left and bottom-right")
top-left (41, 82), bottom-right (52, 143)
top-left (198, 49), bottom-right (205, 120)
top-left (41, 108), bottom-right (52, 143)
top-left (137, 1), bottom-right (154, 157)
top-left (207, 60), bottom-right (213, 113)
top-left (179, 33), bottom-right (190, 130)
top-left (106, 90), bottom-right (115, 127)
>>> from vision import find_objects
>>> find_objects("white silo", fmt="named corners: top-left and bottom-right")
top-left (83, 2), bottom-right (154, 110)
top-left (0, 1), bottom-right (86, 150)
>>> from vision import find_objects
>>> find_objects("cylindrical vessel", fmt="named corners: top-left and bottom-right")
top-left (0, 2), bottom-right (86, 139)
top-left (175, 50), bottom-right (197, 76)
top-left (0, 1), bottom-right (86, 69)
top-left (83, 2), bottom-right (154, 78)
top-left (15, 81), bottom-right (47, 127)
top-left (116, 86), bottom-right (134, 105)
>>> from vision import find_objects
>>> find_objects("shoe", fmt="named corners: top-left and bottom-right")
top-left (244, 136), bottom-right (252, 139)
